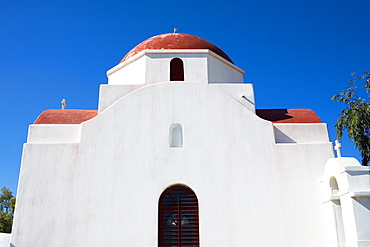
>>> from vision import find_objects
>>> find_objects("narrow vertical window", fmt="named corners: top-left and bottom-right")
top-left (170, 58), bottom-right (184, 81)
top-left (159, 185), bottom-right (199, 247)
top-left (170, 123), bottom-right (183, 148)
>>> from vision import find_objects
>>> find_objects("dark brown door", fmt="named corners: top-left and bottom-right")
top-left (159, 186), bottom-right (199, 247)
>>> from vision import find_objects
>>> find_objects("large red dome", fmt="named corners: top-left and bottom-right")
top-left (120, 33), bottom-right (233, 64)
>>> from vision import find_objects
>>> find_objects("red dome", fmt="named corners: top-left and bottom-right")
top-left (120, 33), bottom-right (233, 64)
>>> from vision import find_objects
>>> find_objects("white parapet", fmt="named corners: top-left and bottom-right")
top-left (99, 83), bottom-right (255, 113)
top-left (27, 124), bottom-right (81, 143)
top-left (274, 123), bottom-right (330, 143)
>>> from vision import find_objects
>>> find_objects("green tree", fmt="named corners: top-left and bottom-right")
top-left (332, 71), bottom-right (370, 166)
top-left (0, 187), bottom-right (16, 233)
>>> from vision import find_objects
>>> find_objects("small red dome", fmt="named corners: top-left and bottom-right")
top-left (120, 33), bottom-right (233, 64)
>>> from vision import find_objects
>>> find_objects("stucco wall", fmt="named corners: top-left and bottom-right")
top-left (275, 143), bottom-right (334, 246)
top-left (99, 83), bottom-right (255, 114)
top-left (0, 233), bottom-right (10, 247)
top-left (274, 123), bottom-right (330, 143)
top-left (207, 54), bottom-right (243, 83)
top-left (27, 125), bottom-right (81, 143)
top-left (107, 50), bottom-right (244, 85)
top-left (12, 82), bottom-right (333, 246)
top-left (321, 158), bottom-right (370, 246)
top-left (108, 55), bottom-right (146, 85)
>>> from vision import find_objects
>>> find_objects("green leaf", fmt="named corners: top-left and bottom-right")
top-left (333, 72), bottom-right (370, 165)
top-left (0, 187), bottom-right (15, 233)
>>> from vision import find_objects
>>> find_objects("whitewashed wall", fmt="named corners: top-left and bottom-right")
top-left (107, 50), bottom-right (244, 85)
top-left (0, 233), bottom-right (10, 247)
top-left (321, 158), bottom-right (370, 247)
top-left (12, 82), bottom-right (334, 247)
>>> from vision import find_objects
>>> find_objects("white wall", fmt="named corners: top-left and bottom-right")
top-left (208, 54), bottom-right (243, 83)
top-left (321, 158), bottom-right (370, 247)
top-left (27, 125), bottom-right (81, 143)
top-left (107, 55), bottom-right (146, 85)
top-left (209, 83), bottom-right (255, 112)
top-left (99, 83), bottom-right (255, 114)
top-left (12, 82), bottom-right (335, 247)
top-left (0, 233), bottom-right (10, 247)
top-left (274, 123), bottom-right (330, 143)
top-left (107, 50), bottom-right (244, 85)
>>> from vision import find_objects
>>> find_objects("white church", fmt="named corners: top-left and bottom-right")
top-left (2, 33), bottom-right (370, 247)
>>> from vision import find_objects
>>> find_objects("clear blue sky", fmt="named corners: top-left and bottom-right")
top-left (1, 0), bottom-right (370, 194)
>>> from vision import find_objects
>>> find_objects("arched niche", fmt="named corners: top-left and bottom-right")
top-left (329, 176), bottom-right (346, 245)
top-left (170, 123), bottom-right (183, 148)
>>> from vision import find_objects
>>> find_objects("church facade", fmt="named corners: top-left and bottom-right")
top-left (6, 33), bottom-right (370, 246)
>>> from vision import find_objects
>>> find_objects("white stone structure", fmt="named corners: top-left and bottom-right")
top-left (8, 33), bottom-right (370, 247)
top-left (0, 233), bottom-right (10, 247)
top-left (322, 158), bottom-right (370, 247)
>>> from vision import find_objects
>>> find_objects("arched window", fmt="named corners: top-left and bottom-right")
top-left (330, 176), bottom-right (339, 196)
top-left (170, 123), bottom-right (183, 148)
top-left (170, 58), bottom-right (184, 81)
top-left (158, 185), bottom-right (199, 247)
top-left (329, 177), bottom-right (346, 245)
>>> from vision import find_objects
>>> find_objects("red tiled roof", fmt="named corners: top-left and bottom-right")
top-left (34, 110), bottom-right (98, 124)
top-left (121, 33), bottom-right (233, 64)
top-left (33, 109), bottom-right (321, 125)
top-left (256, 109), bottom-right (322, 123)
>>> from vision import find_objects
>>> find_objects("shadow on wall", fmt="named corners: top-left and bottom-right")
top-left (256, 109), bottom-right (296, 143)
top-left (256, 109), bottom-right (293, 122)
top-left (273, 127), bottom-right (296, 143)
top-left (356, 198), bottom-right (370, 211)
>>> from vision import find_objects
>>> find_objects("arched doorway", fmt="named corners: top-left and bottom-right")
top-left (158, 185), bottom-right (199, 246)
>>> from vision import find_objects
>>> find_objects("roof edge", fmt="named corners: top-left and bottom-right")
top-left (256, 109), bottom-right (322, 123)
top-left (34, 109), bottom-right (98, 124)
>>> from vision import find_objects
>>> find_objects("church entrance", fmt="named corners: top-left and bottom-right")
top-left (159, 185), bottom-right (199, 247)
